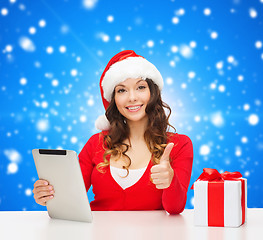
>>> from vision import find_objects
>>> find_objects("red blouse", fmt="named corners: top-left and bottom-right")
top-left (78, 131), bottom-right (193, 214)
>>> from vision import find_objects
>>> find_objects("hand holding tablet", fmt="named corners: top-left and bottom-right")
top-left (32, 149), bottom-right (93, 222)
top-left (33, 179), bottom-right (54, 206)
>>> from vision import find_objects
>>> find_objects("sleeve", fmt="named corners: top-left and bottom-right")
top-left (78, 134), bottom-right (98, 192)
top-left (162, 134), bottom-right (193, 214)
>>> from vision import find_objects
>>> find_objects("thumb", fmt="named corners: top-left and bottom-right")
top-left (160, 143), bottom-right (174, 163)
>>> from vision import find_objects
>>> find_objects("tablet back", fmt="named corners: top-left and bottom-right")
top-left (32, 149), bottom-right (93, 222)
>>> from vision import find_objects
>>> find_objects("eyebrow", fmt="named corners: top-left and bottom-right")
top-left (116, 79), bottom-right (145, 88)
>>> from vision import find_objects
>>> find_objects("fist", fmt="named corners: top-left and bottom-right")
top-left (33, 180), bottom-right (54, 206)
top-left (150, 143), bottom-right (174, 189)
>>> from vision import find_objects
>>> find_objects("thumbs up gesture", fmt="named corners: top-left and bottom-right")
top-left (150, 143), bottom-right (175, 189)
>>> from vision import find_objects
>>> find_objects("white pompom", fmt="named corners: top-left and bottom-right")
top-left (95, 114), bottom-right (111, 130)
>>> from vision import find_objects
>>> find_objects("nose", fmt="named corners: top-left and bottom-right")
top-left (128, 90), bottom-right (137, 102)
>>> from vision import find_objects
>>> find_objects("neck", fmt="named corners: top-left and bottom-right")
top-left (126, 117), bottom-right (148, 142)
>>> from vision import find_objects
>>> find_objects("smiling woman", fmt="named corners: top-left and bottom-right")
top-left (114, 78), bottom-right (150, 125)
top-left (32, 50), bottom-right (193, 214)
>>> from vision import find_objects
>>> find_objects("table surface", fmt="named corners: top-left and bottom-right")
top-left (0, 209), bottom-right (262, 240)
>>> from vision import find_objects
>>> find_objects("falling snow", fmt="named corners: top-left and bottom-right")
top-left (1, 0), bottom-right (262, 211)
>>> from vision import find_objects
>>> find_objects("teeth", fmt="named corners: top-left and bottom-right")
top-left (128, 106), bottom-right (141, 110)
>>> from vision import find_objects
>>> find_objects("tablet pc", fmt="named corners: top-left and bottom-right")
top-left (32, 149), bottom-right (93, 223)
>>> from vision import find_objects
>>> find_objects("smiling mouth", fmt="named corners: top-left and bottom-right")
top-left (126, 105), bottom-right (143, 111)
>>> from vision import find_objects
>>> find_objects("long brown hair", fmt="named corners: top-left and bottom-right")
top-left (96, 78), bottom-right (176, 176)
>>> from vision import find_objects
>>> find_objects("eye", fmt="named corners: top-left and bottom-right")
top-left (117, 88), bottom-right (126, 93)
top-left (138, 85), bottom-right (146, 90)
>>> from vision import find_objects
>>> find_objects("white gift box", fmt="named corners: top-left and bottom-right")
top-left (194, 178), bottom-right (247, 227)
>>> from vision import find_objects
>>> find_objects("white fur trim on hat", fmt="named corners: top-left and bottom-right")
top-left (101, 57), bottom-right (163, 102)
top-left (95, 114), bottom-right (111, 131)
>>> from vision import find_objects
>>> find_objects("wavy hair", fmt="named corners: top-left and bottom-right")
top-left (96, 78), bottom-right (177, 176)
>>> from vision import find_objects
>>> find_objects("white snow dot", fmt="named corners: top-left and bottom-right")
top-left (176, 8), bottom-right (185, 16)
top-left (46, 46), bottom-right (53, 54)
top-left (216, 61), bottom-right (223, 69)
top-left (181, 83), bottom-right (187, 89)
top-left (255, 41), bottom-right (262, 49)
top-left (244, 171), bottom-right (250, 177)
top-left (255, 99), bottom-right (261, 106)
top-left (83, 0), bottom-right (98, 9)
top-left (41, 101), bottom-right (48, 109)
top-left (169, 60), bottom-right (176, 67)
top-left (71, 69), bottom-right (78, 77)
top-left (235, 147), bottom-right (242, 157)
top-left (80, 115), bottom-right (87, 122)
top-left (211, 112), bottom-right (224, 127)
top-left (115, 35), bottom-right (121, 42)
top-left (59, 45), bottom-right (66, 53)
top-left (166, 77), bottom-right (173, 85)
top-left (172, 17), bottom-right (179, 24)
top-left (7, 163), bottom-right (18, 174)
top-left (71, 136), bottom-right (78, 144)
top-left (241, 136), bottom-right (248, 144)
top-left (36, 119), bottom-right (49, 132)
top-left (20, 78), bottom-right (27, 85)
top-left (39, 19), bottom-right (46, 27)
top-left (200, 145), bottom-right (210, 156)
top-left (5, 45), bottom-right (13, 52)
top-left (210, 83), bottom-right (216, 89)
top-left (4, 149), bottom-right (21, 163)
top-left (29, 27), bottom-right (36, 34)
top-left (61, 24), bottom-right (69, 34)
top-left (218, 85), bottom-right (225, 92)
top-left (171, 45), bottom-right (178, 53)
top-left (19, 4), bottom-right (26, 11)
top-left (189, 41), bottom-right (197, 48)
top-left (100, 33), bottom-right (109, 42)
top-left (34, 61), bottom-right (41, 68)
top-left (211, 31), bottom-right (218, 39)
top-left (10, 0), bottom-right (16, 3)
top-left (248, 114), bottom-right (259, 125)
top-left (87, 98), bottom-right (94, 106)
top-left (179, 45), bottom-right (193, 58)
top-left (147, 40), bottom-right (154, 48)
top-left (243, 104), bottom-right (250, 111)
top-left (249, 8), bottom-right (257, 18)
top-left (107, 15), bottom-right (114, 22)
top-left (204, 8), bottom-right (211, 16)
top-left (1, 8), bottom-right (8, 16)
top-left (194, 115), bottom-right (201, 122)
top-left (227, 55), bottom-right (235, 63)
top-left (188, 71), bottom-right (196, 79)
top-left (237, 75), bottom-right (244, 82)
top-left (52, 79), bottom-right (59, 87)
top-left (156, 24), bottom-right (163, 31)
top-left (25, 188), bottom-right (32, 196)
top-left (19, 36), bottom-right (36, 52)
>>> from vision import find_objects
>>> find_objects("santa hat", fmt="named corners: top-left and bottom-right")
top-left (95, 50), bottom-right (164, 131)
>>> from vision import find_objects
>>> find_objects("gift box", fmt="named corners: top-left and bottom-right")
top-left (192, 168), bottom-right (247, 227)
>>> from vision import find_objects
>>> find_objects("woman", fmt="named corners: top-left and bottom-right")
top-left (33, 50), bottom-right (193, 214)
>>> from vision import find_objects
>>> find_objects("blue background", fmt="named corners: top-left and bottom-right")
top-left (0, 0), bottom-right (262, 211)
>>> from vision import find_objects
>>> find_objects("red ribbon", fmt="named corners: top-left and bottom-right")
top-left (192, 168), bottom-right (245, 226)
top-left (191, 168), bottom-right (242, 189)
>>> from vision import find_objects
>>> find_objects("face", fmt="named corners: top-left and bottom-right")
top-left (114, 78), bottom-right (151, 124)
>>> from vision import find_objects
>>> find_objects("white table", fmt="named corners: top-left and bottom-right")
top-left (0, 209), bottom-right (262, 240)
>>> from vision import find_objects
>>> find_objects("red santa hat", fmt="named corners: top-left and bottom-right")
top-left (95, 50), bottom-right (164, 131)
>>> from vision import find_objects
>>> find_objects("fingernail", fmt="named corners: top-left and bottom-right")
top-left (49, 186), bottom-right (52, 190)
top-left (50, 190), bottom-right (54, 194)
top-left (50, 195), bottom-right (53, 199)
top-left (44, 182), bottom-right (48, 185)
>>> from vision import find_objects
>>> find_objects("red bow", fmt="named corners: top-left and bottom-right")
top-left (191, 168), bottom-right (242, 189)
